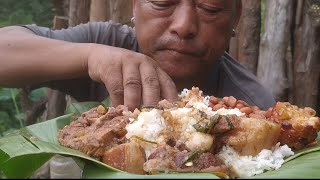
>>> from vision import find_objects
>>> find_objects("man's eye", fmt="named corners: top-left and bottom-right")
top-left (148, 0), bottom-right (174, 9)
top-left (197, 4), bottom-right (222, 15)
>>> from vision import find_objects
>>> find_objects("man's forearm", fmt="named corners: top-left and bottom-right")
top-left (0, 26), bottom-right (91, 87)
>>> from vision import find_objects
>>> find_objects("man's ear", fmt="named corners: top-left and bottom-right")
top-left (234, 0), bottom-right (242, 28)
top-left (132, 0), bottom-right (137, 18)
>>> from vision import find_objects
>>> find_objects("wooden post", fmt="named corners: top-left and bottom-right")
top-left (53, 16), bottom-right (69, 29)
top-left (229, 0), bottom-right (261, 75)
top-left (108, 0), bottom-right (133, 24)
top-left (257, 0), bottom-right (294, 100)
top-left (69, 0), bottom-right (91, 27)
top-left (89, 0), bottom-right (133, 24)
top-left (292, 0), bottom-right (320, 110)
top-left (90, 0), bottom-right (109, 22)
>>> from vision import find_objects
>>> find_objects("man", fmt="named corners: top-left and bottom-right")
top-left (0, 0), bottom-right (275, 111)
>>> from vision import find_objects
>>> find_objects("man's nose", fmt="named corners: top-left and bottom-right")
top-left (169, 5), bottom-right (198, 40)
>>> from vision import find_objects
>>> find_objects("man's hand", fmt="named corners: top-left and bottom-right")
top-left (87, 44), bottom-right (178, 110)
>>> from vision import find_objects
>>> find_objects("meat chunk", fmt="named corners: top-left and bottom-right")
top-left (270, 102), bottom-right (320, 149)
top-left (193, 152), bottom-right (224, 170)
top-left (211, 115), bottom-right (240, 134)
top-left (144, 144), bottom-right (227, 174)
top-left (58, 105), bottom-right (130, 160)
top-left (144, 145), bottom-right (180, 173)
top-left (103, 142), bottom-right (146, 174)
top-left (217, 118), bottom-right (281, 156)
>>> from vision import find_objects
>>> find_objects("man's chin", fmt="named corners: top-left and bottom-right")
top-left (158, 60), bottom-right (199, 74)
top-left (163, 67), bottom-right (198, 79)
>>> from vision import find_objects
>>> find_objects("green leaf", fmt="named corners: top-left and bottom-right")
top-left (1, 153), bottom-right (53, 179)
top-left (0, 135), bottom-right (53, 178)
top-left (20, 114), bottom-right (74, 144)
top-left (0, 111), bottom-right (11, 135)
top-left (0, 135), bottom-right (40, 160)
top-left (0, 88), bottom-right (18, 102)
top-left (82, 164), bottom-right (219, 179)
top-left (29, 88), bottom-right (45, 102)
top-left (14, 113), bottom-right (24, 122)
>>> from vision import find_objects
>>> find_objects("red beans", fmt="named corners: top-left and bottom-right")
top-left (212, 104), bottom-right (223, 111)
top-left (236, 103), bottom-right (245, 109)
top-left (240, 107), bottom-right (253, 115)
top-left (209, 96), bottom-right (219, 105)
top-left (222, 97), bottom-right (229, 104)
top-left (227, 96), bottom-right (237, 108)
top-left (208, 96), bottom-right (272, 119)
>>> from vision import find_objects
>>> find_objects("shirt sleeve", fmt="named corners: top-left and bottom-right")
top-left (21, 21), bottom-right (139, 102)
top-left (22, 21), bottom-right (139, 51)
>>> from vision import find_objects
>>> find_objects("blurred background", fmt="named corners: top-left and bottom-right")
top-left (0, 0), bottom-right (319, 140)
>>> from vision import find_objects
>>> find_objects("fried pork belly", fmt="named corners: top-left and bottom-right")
top-left (270, 102), bottom-right (320, 149)
top-left (58, 105), bottom-right (130, 160)
top-left (218, 117), bottom-right (281, 156)
top-left (103, 142), bottom-right (147, 174)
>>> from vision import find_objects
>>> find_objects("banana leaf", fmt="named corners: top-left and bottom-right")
top-left (0, 101), bottom-right (320, 179)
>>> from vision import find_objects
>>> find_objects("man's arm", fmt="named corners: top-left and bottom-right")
top-left (0, 25), bottom-right (178, 110)
top-left (0, 26), bottom-right (90, 87)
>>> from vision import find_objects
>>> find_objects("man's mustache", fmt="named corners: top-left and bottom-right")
top-left (154, 37), bottom-right (207, 57)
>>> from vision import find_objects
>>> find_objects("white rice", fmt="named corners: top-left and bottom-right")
top-left (179, 88), bottom-right (190, 98)
top-left (218, 143), bottom-right (294, 178)
top-left (125, 109), bottom-right (166, 143)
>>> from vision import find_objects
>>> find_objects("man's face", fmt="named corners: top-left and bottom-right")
top-left (133, 0), bottom-right (240, 80)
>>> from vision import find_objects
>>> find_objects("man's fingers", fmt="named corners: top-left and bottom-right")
top-left (156, 67), bottom-right (178, 102)
top-left (100, 51), bottom-right (176, 109)
top-left (139, 62), bottom-right (161, 106)
top-left (123, 63), bottom-right (142, 111)
top-left (104, 65), bottom-right (124, 107)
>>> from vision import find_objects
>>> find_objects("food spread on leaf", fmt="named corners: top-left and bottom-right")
top-left (57, 87), bottom-right (320, 178)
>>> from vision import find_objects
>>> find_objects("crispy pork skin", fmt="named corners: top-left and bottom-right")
top-left (103, 142), bottom-right (147, 174)
top-left (270, 102), bottom-right (320, 149)
top-left (219, 118), bottom-right (281, 156)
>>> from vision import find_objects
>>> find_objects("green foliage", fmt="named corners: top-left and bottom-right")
top-left (0, 171), bottom-right (4, 179)
top-left (261, 0), bottom-right (266, 36)
top-left (0, 0), bottom-right (54, 27)
top-left (0, 0), bottom-right (52, 138)
top-left (0, 88), bottom-right (22, 136)
top-left (0, 88), bottom-right (45, 137)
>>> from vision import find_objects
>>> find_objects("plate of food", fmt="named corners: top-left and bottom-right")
top-left (0, 87), bottom-right (319, 179)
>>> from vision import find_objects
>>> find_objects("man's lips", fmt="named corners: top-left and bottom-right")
top-left (159, 46), bottom-right (206, 57)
